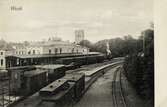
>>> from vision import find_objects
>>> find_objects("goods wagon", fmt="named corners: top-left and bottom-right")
top-left (55, 54), bottom-right (105, 68)
top-left (62, 73), bottom-right (85, 101)
top-left (73, 56), bottom-right (87, 67)
top-left (55, 57), bottom-right (76, 70)
top-left (55, 57), bottom-right (74, 65)
top-left (85, 55), bottom-right (97, 64)
top-left (96, 55), bottom-right (105, 63)
top-left (8, 69), bottom-right (22, 94)
top-left (20, 69), bottom-right (47, 95)
top-left (0, 70), bottom-right (9, 81)
top-left (39, 79), bottom-right (69, 96)
top-left (36, 64), bottom-right (66, 83)
top-left (58, 57), bottom-right (86, 69)
top-left (53, 54), bottom-right (105, 70)
top-left (40, 79), bottom-right (75, 107)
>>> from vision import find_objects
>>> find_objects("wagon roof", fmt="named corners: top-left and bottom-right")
top-left (24, 69), bottom-right (46, 77)
top-left (36, 64), bottom-right (65, 69)
top-left (63, 73), bottom-right (85, 81)
top-left (40, 79), bottom-right (67, 92)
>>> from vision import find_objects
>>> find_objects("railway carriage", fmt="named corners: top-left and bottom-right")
top-left (62, 73), bottom-right (85, 101)
top-left (85, 55), bottom-right (97, 64)
top-left (36, 64), bottom-right (66, 83)
top-left (73, 56), bottom-right (87, 67)
top-left (20, 69), bottom-right (47, 95)
top-left (7, 66), bottom-right (36, 95)
top-left (96, 55), bottom-right (105, 63)
top-left (55, 57), bottom-right (74, 65)
top-left (39, 79), bottom-right (75, 107)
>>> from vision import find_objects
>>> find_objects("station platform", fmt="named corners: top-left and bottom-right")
top-left (79, 61), bottom-right (123, 77)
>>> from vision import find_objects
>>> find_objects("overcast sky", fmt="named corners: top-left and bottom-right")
top-left (0, 0), bottom-right (153, 43)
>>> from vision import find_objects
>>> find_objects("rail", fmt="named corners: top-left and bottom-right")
top-left (112, 66), bottom-right (127, 107)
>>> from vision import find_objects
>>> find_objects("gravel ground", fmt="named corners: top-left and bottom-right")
top-left (74, 66), bottom-right (120, 107)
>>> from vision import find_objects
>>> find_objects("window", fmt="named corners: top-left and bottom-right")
top-left (1, 59), bottom-right (3, 66)
top-left (17, 59), bottom-right (19, 65)
top-left (33, 50), bottom-right (35, 54)
top-left (72, 48), bottom-right (74, 53)
top-left (49, 49), bottom-right (51, 54)
top-left (55, 48), bottom-right (58, 54)
top-left (28, 51), bottom-right (31, 54)
top-left (0, 52), bottom-right (3, 55)
top-left (60, 48), bottom-right (62, 54)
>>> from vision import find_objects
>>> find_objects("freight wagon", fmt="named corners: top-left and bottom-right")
top-left (55, 55), bottom-right (105, 69)
top-left (62, 73), bottom-right (85, 101)
top-left (73, 56), bottom-right (87, 67)
top-left (55, 57), bottom-right (77, 70)
top-left (55, 57), bottom-right (74, 65)
top-left (7, 66), bottom-right (37, 94)
top-left (20, 69), bottom-right (47, 96)
top-left (0, 70), bottom-right (8, 81)
top-left (85, 55), bottom-right (97, 64)
top-left (39, 79), bottom-right (75, 107)
top-left (55, 57), bottom-right (85, 69)
top-left (8, 69), bottom-right (22, 94)
top-left (36, 64), bottom-right (66, 83)
top-left (96, 55), bottom-right (105, 63)
top-left (8, 64), bottom-right (66, 96)
top-left (11, 73), bottom-right (86, 107)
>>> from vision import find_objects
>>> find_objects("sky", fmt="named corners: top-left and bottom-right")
top-left (0, 0), bottom-right (153, 43)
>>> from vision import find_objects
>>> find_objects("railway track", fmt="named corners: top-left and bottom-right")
top-left (112, 67), bottom-right (127, 107)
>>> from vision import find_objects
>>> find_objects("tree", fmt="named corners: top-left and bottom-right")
top-left (0, 39), bottom-right (7, 49)
top-left (94, 39), bottom-right (108, 53)
top-left (23, 41), bottom-right (30, 46)
top-left (79, 40), bottom-right (94, 51)
top-left (123, 28), bottom-right (154, 106)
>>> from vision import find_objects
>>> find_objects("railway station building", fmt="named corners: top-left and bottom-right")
top-left (0, 38), bottom-right (89, 70)
top-left (13, 38), bottom-right (89, 55)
